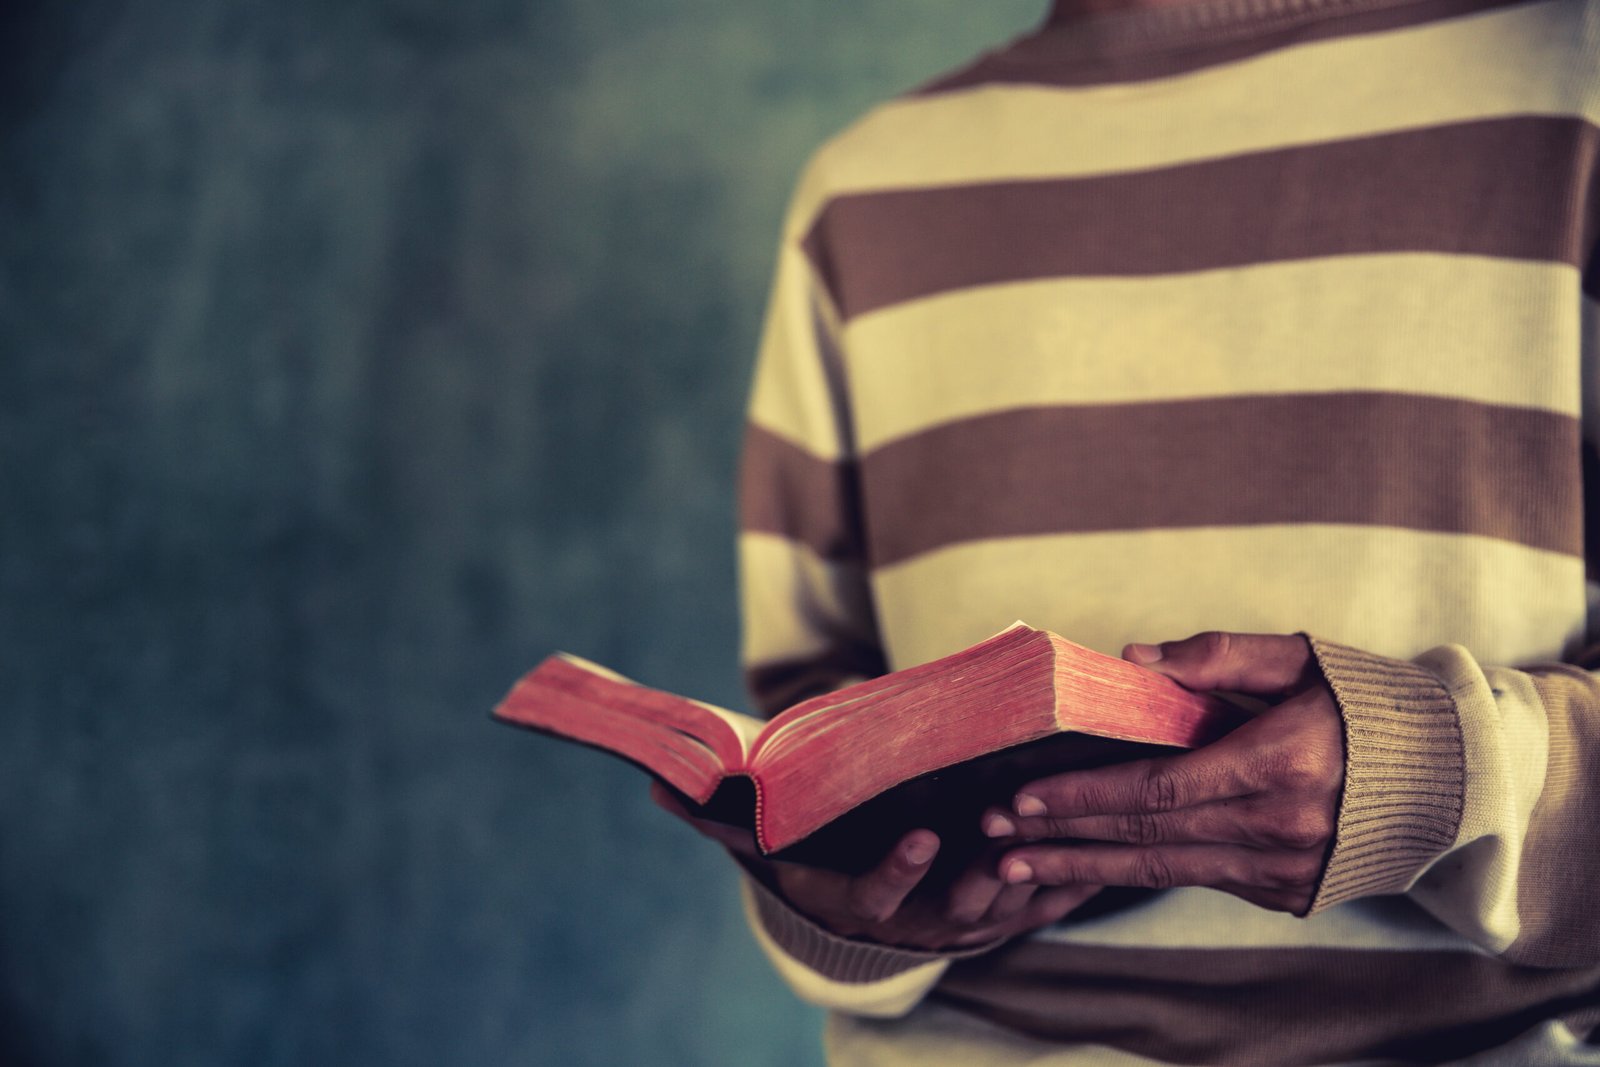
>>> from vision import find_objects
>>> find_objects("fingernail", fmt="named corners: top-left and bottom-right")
top-left (904, 838), bottom-right (936, 865)
top-left (1004, 860), bottom-right (1033, 884)
top-left (1014, 794), bottom-right (1046, 817)
top-left (1127, 643), bottom-right (1164, 665)
top-left (984, 813), bottom-right (1016, 837)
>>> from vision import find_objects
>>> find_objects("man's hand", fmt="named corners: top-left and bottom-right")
top-left (651, 782), bottom-right (1099, 951)
top-left (983, 632), bottom-right (1344, 915)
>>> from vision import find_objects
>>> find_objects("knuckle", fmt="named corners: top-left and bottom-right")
top-left (1132, 850), bottom-right (1178, 890)
top-left (1238, 750), bottom-right (1279, 792)
top-left (1118, 812), bottom-right (1162, 846)
top-left (1139, 766), bottom-right (1181, 814)
top-left (1041, 818), bottom-right (1076, 840)
top-left (1272, 809), bottom-right (1333, 850)
top-left (1221, 854), bottom-right (1257, 887)
top-left (1077, 779), bottom-right (1122, 815)
top-left (1197, 630), bottom-right (1233, 663)
top-left (1278, 747), bottom-right (1329, 788)
top-left (1260, 852), bottom-right (1320, 891)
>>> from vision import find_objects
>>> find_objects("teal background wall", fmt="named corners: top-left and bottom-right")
top-left (1, 2), bottom-right (1044, 1064)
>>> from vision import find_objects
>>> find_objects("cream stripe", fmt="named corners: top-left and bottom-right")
top-left (1031, 887), bottom-right (1493, 953)
top-left (740, 532), bottom-right (877, 667)
top-left (845, 256), bottom-right (1582, 451)
top-left (869, 526), bottom-right (1587, 672)
top-left (793, 0), bottom-right (1590, 227)
top-left (1405, 650), bottom-right (1551, 954)
top-left (748, 244), bottom-right (850, 460)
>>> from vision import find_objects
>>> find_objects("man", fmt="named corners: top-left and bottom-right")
top-left (668, 0), bottom-right (1600, 1061)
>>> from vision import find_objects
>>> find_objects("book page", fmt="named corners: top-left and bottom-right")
top-left (691, 700), bottom-right (765, 762)
top-left (752, 621), bottom-right (1035, 765)
top-left (507, 654), bottom-right (751, 773)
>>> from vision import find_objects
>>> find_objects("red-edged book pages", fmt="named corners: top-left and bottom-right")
top-left (493, 623), bottom-right (1246, 872)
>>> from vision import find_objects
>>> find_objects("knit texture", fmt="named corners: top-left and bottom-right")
top-left (745, 874), bottom-right (996, 983)
top-left (1305, 637), bottom-right (1466, 912)
top-left (735, 0), bottom-right (1600, 1059)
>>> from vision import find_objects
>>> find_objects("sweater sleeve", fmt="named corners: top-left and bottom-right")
top-left (1304, 638), bottom-right (1600, 968)
top-left (1302, 158), bottom-right (1600, 964)
top-left (733, 168), bottom-right (960, 1015)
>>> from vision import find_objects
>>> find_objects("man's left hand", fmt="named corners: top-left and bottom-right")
top-left (983, 632), bottom-right (1345, 914)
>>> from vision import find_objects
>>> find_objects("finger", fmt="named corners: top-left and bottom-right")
top-left (1018, 883), bottom-right (1102, 928)
top-left (1012, 746), bottom-right (1249, 820)
top-left (1216, 882), bottom-right (1312, 914)
top-left (1000, 843), bottom-right (1253, 891)
top-left (982, 808), bottom-right (1019, 838)
top-left (684, 818), bottom-right (762, 858)
top-left (649, 780), bottom-right (690, 816)
top-left (847, 830), bottom-right (939, 923)
top-left (1124, 631), bottom-right (1316, 698)
top-left (947, 884), bottom-right (1098, 944)
top-left (999, 800), bottom-right (1256, 848)
top-left (983, 882), bottom-right (1037, 924)
top-left (943, 862), bottom-right (1006, 924)
top-left (941, 884), bottom-right (1100, 948)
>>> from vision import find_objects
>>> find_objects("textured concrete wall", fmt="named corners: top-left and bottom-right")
top-left (0, 2), bottom-right (1042, 1064)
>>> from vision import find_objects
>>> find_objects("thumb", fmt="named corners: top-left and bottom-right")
top-left (1123, 631), bottom-right (1316, 697)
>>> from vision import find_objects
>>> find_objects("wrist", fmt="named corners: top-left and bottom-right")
top-left (1301, 635), bottom-right (1465, 912)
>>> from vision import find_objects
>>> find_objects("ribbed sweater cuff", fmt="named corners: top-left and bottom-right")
top-left (1303, 636), bottom-right (1466, 914)
top-left (745, 874), bottom-right (998, 983)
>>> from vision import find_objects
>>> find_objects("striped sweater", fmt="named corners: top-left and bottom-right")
top-left (734, 0), bottom-right (1600, 1063)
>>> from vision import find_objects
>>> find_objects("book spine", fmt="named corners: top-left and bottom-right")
top-left (750, 771), bottom-right (773, 855)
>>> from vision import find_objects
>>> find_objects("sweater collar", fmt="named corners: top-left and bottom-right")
top-left (1027, 0), bottom-right (1522, 60)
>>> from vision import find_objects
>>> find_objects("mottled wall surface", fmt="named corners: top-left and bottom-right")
top-left (0, 2), bottom-right (1043, 1065)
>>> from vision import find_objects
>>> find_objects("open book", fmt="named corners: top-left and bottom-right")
top-left (493, 623), bottom-right (1246, 874)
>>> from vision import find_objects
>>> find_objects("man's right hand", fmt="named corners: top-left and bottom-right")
top-left (651, 782), bottom-right (1100, 951)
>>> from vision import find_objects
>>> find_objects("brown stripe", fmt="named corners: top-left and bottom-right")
top-left (1516, 665), bottom-right (1600, 967)
top-left (744, 641), bottom-right (889, 718)
top-left (739, 423), bottom-right (864, 562)
top-left (811, 295), bottom-right (860, 457)
top-left (935, 940), bottom-right (1600, 1065)
top-left (858, 394), bottom-right (1581, 568)
top-left (1583, 138), bottom-right (1600, 297)
top-left (803, 117), bottom-right (1600, 322)
top-left (919, 0), bottom-right (1541, 92)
